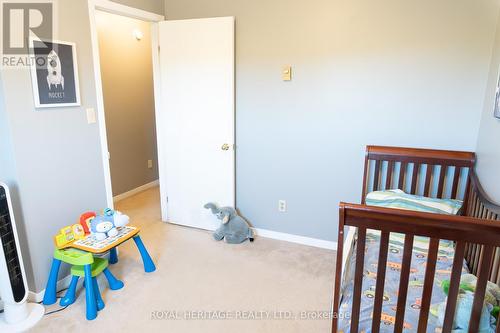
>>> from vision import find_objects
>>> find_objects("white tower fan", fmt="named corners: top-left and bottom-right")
top-left (0, 183), bottom-right (44, 332)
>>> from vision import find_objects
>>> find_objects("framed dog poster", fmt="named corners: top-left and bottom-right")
top-left (29, 39), bottom-right (81, 108)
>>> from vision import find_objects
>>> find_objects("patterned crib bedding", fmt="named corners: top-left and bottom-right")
top-left (338, 230), bottom-right (468, 333)
top-left (365, 189), bottom-right (463, 215)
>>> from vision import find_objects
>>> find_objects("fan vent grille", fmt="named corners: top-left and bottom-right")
top-left (0, 186), bottom-right (26, 302)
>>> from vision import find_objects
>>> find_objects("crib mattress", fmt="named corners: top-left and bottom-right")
top-left (338, 230), bottom-right (468, 333)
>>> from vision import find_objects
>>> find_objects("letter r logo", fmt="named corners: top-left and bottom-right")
top-left (2, 2), bottom-right (53, 54)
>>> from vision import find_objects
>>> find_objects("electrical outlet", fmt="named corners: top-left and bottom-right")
top-left (148, 160), bottom-right (153, 169)
top-left (278, 200), bottom-right (287, 212)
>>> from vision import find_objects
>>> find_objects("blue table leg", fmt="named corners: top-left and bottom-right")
top-left (92, 277), bottom-right (105, 311)
top-left (84, 264), bottom-right (97, 320)
top-left (60, 275), bottom-right (79, 306)
top-left (133, 235), bottom-right (156, 273)
top-left (43, 258), bottom-right (61, 305)
top-left (103, 267), bottom-right (124, 290)
top-left (109, 247), bottom-right (118, 264)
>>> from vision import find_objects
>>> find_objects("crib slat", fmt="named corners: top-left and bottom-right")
top-left (468, 243), bottom-right (475, 272)
top-left (394, 234), bottom-right (414, 333)
top-left (398, 162), bottom-right (407, 191)
top-left (386, 161), bottom-right (393, 190)
top-left (332, 211), bottom-right (347, 333)
top-left (467, 190), bottom-right (476, 217)
top-left (469, 245), bottom-right (495, 333)
top-left (470, 245), bottom-right (478, 274)
top-left (424, 165), bottom-right (433, 196)
top-left (468, 190), bottom-right (477, 218)
top-left (473, 245), bottom-right (483, 275)
top-left (411, 163), bottom-right (419, 194)
top-left (491, 248), bottom-right (500, 283)
top-left (417, 238), bottom-right (439, 332)
top-left (451, 167), bottom-right (461, 199)
top-left (437, 166), bottom-right (446, 198)
top-left (473, 198), bottom-right (480, 217)
top-left (464, 245), bottom-right (469, 271)
top-left (373, 160), bottom-right (381, 191)
top-left (442, 241), bottom-right (466, 333)
top-left (371, 231), bottom-right (389, 333)
top-left (350, 228), bottom-right (367, 333)
top-left (480, 206), bottom-right (486, 219)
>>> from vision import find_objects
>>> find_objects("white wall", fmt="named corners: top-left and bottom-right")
top-left (164, 0), bottom-right (500, 241)
top-left (476, 10), bottom-right (500, 203)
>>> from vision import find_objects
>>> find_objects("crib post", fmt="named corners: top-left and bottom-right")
top-left (331, 205), bottom-right (345, 333)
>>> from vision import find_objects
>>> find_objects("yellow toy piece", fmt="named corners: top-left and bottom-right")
top-left (54, 223), bottom-right (86, 249)
top-left (73, 224), bottom-right (85, 239)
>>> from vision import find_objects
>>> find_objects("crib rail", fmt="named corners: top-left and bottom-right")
top-left (332, 203), bottom-right (500, 333)
top-left (362, 146), bottom-right (476, 204)
top-left (464, 171), bottom-right (500, 284)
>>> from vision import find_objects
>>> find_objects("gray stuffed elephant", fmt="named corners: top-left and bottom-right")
top-left (204, 203), bottom-right (254, 244)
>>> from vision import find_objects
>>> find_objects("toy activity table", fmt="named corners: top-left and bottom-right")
top-left (43, 225), bottom-right (155, 319)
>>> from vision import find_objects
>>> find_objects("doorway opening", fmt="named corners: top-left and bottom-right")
top-left (95, 10), bottom-right (160, 226)
top-left (89, 1), bottom-right (235, 230)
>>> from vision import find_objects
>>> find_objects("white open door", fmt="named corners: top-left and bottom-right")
top-left (158, 17), bottom-right (235, 230)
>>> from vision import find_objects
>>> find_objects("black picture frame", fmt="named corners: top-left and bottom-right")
top-left (29, 39), bottom-right (81, 108)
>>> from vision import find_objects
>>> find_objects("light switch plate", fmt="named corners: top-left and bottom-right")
top-left (86, 108), bottom-right (96, 124)
top-left (282, 66), bottom-right (292, 81)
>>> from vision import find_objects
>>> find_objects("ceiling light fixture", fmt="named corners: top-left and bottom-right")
top-left (133, 29), bottom-right (143, 41)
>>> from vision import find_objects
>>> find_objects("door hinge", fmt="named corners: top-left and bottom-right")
top-left (158, 46), bottom-right (160, 52)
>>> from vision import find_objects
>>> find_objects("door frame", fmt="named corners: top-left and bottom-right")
top-left (87, 0), bottom-right (168, 220)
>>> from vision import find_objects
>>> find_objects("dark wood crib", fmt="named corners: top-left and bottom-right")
top-left (331, 146), bottom-right (500, 333)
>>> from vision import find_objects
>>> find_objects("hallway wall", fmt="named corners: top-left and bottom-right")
top-left (97, 11), bottom-right (159, 196)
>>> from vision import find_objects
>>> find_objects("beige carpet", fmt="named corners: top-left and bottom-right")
top-left (32, 187), bottom-right (336, 333)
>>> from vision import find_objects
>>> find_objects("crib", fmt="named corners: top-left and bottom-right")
top-left (331, 146), bottom-right (500, 333)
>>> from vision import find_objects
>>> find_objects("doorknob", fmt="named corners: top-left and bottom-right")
top-left (221, 143), bottom-right (230, 151)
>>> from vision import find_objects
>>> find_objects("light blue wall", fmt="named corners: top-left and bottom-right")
top-left (164, 0), bottom-right (500, 241)
top-left (476, 9), bottom-right (500, 203)
top-left (0, 73), bottom-right (16, 184)
top-left (0, 73), bottom-right (37, 289)
top-left (0, 0), bottom-right (165, 295)
top-left (0, 0), bottom-right (145, 293)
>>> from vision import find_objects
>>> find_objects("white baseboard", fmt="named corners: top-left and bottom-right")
top-left (113, 180), bottom-right (159, 203)
top-left (28, 274), bottom-right (73, 303)
top-left (253, 228), bottom-right (337, 250)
